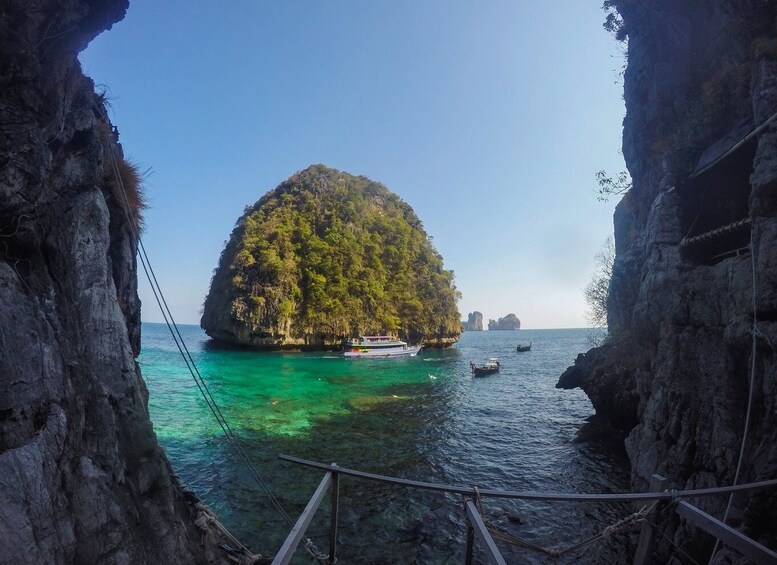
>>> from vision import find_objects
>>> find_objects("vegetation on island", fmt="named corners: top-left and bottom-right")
top-left (202, 165), bottom-right (461, 347)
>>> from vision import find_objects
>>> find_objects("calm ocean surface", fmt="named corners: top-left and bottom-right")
top-left (139, 324), bottom-right (632, 563)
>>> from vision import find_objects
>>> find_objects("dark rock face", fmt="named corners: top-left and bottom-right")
top-left (487, 313), bottom-right (521, 330)
top-left (0, 2), bottom-right (250, 563)
top-left (556, 340), bottom-right (638, 433)
top-left (559, 1), bottom-right (777, 561)
top-left (462, 311), bottom-right (483, 331)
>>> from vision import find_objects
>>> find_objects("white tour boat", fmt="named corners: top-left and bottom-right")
top-left (343, 335), bottom-right (423, 358)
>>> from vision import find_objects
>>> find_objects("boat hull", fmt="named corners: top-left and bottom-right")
top-left (471, 361), bottom-right (500, 376)
top-left (472, 368), bottom-right (499, 377)
top-left (343, 345), bottom-right (423, 358)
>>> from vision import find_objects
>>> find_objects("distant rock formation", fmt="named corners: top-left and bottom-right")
top-left (0, 2), bottom-right (252, 563)
top-left (462, 311), bottom-right (484, 331)
top-left (202, 165), bottom-right (461, 349)
top-left (487, 314), bottom-right (521, 330)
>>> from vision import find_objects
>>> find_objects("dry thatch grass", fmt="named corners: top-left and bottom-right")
top-left (97, 121), bottom-right (146, 234)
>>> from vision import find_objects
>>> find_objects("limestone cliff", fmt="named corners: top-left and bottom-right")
top-left (0, 2), bottom-right (253, 563)
top-left (462, 311), bottom-right (484, 331)
top-left (487, 313), bottom-right (521, 330)
top-left (202, 165), bottom-right (461, 349)
top-left (559, 1), bottom-right (777, 561)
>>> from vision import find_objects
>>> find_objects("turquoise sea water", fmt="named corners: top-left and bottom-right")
top-left (140, 324), bottom-right (631, 563)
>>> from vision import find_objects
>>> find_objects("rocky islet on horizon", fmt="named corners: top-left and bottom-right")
top-left (487, 313), bottom-right (521, 330)
top-left (463, 312), bottom-right (523, 331)
top-left (461, 311), bottom-right (483, 331)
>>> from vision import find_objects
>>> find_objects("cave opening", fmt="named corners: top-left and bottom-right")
top-left (678, 126), bottom-right (757, 266)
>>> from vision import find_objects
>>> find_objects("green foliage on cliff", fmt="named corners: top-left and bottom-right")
top-left (206, 165), bottom-right (461, 343)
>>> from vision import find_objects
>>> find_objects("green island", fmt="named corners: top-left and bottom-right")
top-left (201, 164), bottom-right (461, 349)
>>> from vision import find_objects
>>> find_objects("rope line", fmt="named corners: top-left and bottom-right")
top-left (754, 324), bottom-right (776, 354)
top-left (281, 454), bottom-right (777, 501)
top-left (650, 518), bottom-right (703, 565)
top-left (137, 238), bottom-right (294, 526)
top-left (100, 135), bottom-right (340, 565)
top-left (474, 485), bottom-right (484, 516)
top-left (708, 217), bottom-right (760, 563)
top-left (193, 501), bottom-right (259, 558)
top-left (469, 495), bottom-right (657, 560)
top-left (304, 538), bottom-right (333, 563)
top-left (106, 141), bottom-right (290, 521)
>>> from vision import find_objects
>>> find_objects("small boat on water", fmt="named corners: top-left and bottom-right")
top-left (516, 341), bottom-right (532, 352)
top-left (343, 335), bottom-right (423, 358)
top-left (471, 358), bottom-right (500, 376)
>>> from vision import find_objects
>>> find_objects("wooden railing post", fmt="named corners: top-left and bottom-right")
top-left (329, 465), bottom-right (339, 565)
top-left (464, 523), bottom-right (474, 565)
top-left (675, 501), bottom-right (777, 564)
top-left (633, 474), bottom-right (667, 565)
top-left (277, 455), bottom-right (777, 565)
top-left (463, 499), bottom-right (507, 565)
top-left (271, 472), bottom-right (332, 565)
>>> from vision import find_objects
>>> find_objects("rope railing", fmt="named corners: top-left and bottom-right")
top-left (483, 501), bottom-right (656, 559)
top-left (278, 454), bottom-right (777, 502)
top-left (278, 457), bottom-right (777, 564)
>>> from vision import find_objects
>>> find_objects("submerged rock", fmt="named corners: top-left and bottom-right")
top-left (202, 165), bottom-right (462, 349)
top-left (0, 2), bottom-right (253, 563)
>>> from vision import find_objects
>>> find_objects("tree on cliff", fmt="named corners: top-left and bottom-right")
top-left (602, 0), bottom-right (627, 41)
top-left (584, 236), bottom-right (614, 342)
top-left (595, 169), bottom-right (631, 202)
top-left (201, 165), bottom-right (462, 347)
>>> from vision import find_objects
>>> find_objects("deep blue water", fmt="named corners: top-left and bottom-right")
top-left (139, 325), bottom-right (631, 563)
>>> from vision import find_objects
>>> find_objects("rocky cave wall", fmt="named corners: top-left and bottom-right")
top-left (560, 0), bottom-right (777, 560)
top-left (0, 2), bottom-right (249, 563)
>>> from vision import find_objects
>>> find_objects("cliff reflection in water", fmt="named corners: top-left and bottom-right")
top-left (140, 324), bottom-right (631, 563)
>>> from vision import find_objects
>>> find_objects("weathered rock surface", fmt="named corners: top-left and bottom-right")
top-left (0, 2), bottom-right (253, 563)
top-left (559, 1), bottom-right (777, 561)
top-left (461, 311), bottom-right (483, 331)
top-left (556, 340), bottom-right (638, 433)
top-left (487, 313), bottom-right (521, 330)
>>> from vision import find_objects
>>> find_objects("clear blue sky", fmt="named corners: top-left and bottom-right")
top-left (80, 1), bottom-right (626, 329)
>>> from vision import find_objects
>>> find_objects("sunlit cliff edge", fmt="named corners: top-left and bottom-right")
top-left (558, 1), bottom-right (777, 561)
